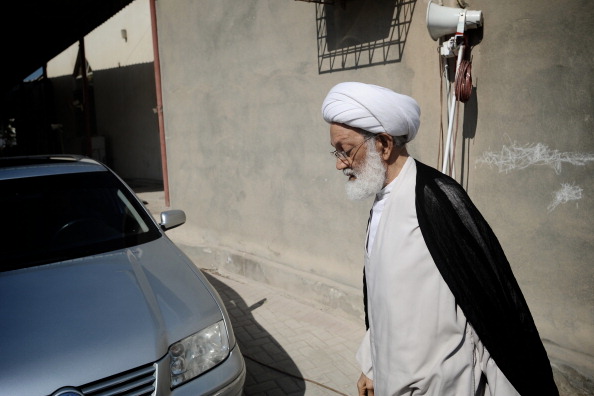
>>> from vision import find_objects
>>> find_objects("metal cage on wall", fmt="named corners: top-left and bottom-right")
top-left (295, 0), bottom-right (347, 6)
top-left (299, 0), bottom-right (417, 74)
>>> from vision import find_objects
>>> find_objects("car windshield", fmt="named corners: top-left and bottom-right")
top-left (1, 170), bottom-right (161, 271)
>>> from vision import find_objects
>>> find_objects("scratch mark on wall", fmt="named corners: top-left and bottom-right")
top-left (548, 184), bottom-right (583, 212)
top-left (477, 141), bottom-right (593, 211)
top-left (476, 142), bottom-right (594, 174)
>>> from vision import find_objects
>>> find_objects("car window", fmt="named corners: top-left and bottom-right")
top-left (1, 170), bottom-right (161, 271)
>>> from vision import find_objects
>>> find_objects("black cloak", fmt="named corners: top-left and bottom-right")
top-left (363, 160), bottom-right (558, 396)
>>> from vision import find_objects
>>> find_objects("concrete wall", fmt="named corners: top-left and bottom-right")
top-left (47, 64), bottom-right (162, 181)
top-left (155, 0), bottom-right (594, 377)
top-left (93, 64), bottom-right (162, 181)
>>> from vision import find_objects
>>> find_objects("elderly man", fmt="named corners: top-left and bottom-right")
top-left (321, 82), bottom-right (558, 396)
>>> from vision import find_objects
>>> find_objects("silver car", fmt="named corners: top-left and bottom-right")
top-left (0, 155), bottom-right (246, 396)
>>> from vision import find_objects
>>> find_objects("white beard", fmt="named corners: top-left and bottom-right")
top-left (344, 142), bottom-right (386, 201)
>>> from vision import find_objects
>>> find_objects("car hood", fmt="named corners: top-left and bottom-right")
top-left (0, 237), bottom-right (223, 396)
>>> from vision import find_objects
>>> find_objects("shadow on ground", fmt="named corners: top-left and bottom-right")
top-left (202, 271), bottom-right (306, 395)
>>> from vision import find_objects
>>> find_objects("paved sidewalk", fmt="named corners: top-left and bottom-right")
top-left (202, 268), bottom-right (364, 396)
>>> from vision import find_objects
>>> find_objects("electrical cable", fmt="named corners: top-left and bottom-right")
top-left (449, 100), bottom-right (461, 177)
top-left (455, 58), bottom-right (473, 103)
top-left (243, 354), bottom-right (350, 395)
top-left (441, 48), bottom-right (473, 175)
top-left (437, 48), bottom-right (446, 169)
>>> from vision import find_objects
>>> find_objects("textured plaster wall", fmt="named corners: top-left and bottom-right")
top-left (156, 0), bottom-right (594, 375)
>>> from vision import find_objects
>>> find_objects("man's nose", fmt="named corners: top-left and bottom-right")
top-left (336, 157), bottom-right (349, 171)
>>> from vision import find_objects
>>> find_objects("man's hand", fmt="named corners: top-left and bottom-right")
top-left (357, 372), bottom-right (374, 396)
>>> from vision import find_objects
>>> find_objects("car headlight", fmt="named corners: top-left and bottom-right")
top-left (169, 320), bottom-right (230, 388)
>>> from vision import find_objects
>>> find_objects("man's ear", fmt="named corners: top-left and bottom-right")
top-left (375, 133), bottom-right (394, 161)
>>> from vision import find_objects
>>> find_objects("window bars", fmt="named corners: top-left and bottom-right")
top-left (314, 0), bottom-right (416, 74)
top-left (295, 0), bottom-right (347, 7)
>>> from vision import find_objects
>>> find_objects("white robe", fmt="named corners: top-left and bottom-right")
top-left (356, 157), bottom-right (519, 396)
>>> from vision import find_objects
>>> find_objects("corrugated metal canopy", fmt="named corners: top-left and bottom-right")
top-left (1, 0), bottom-right (134, 98)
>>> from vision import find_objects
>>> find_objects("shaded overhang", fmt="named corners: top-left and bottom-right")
top-left (1, 0), bottom-right (135, 98)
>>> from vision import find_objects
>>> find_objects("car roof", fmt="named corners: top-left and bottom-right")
top-left (0, 155), bottom-right (107, 180)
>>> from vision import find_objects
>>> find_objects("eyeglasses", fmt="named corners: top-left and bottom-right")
top-left (331, 135), bottom-right (374, 165)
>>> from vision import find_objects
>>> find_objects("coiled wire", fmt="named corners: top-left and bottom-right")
top-left (455, 58), bottom-right (473, 103)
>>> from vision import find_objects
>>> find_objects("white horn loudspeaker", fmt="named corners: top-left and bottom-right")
top-left (426, 1), bottom-right (484, 176)
top-left (426, 0), bottom-right (483, 41)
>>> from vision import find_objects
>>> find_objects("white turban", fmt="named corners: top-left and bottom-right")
top-left (321, 82), bottom-right (420, 142)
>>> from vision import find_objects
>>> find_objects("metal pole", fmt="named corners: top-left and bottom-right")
top-left (79, 38), bottom-right (93, 158)
top-left (441, 44), bottom-right (464, 175)
top-left (149, 0), bottom-right (170, 207)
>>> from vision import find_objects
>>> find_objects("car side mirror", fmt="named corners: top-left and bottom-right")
top-left (160, 210), bottom-right (186, 231)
